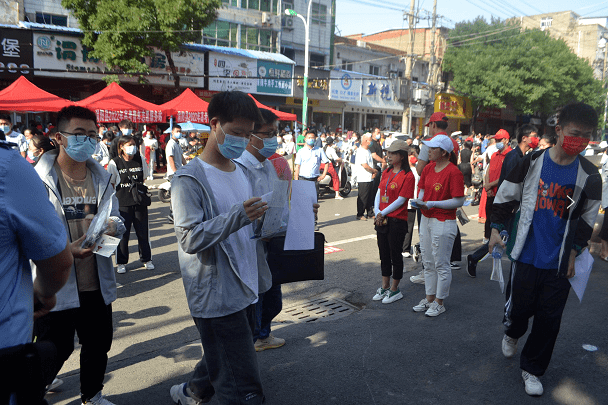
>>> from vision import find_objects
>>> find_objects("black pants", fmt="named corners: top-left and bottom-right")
top-left (33, 290), bottom-right (113, 402)
top-left (117, 205), bottom-right (151, 265)
top-left (377, 217), bottom-right (408, 280)
top-left (451, 227), bottom-right (462, 262)
top-left (357, 181), bottom-right (374, 218)
top-left (484, 196), bottom-right (495, 239)
top-left (188, 306), bottom-right (264, 404)
top-left (503, 261), bottom-right (571, 376)
top-left (601, 212), bottom-right (608, 241)
top-left (402, 209), bottom-right (417, 253)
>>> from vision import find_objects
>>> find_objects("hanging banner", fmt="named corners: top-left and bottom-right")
top-left (329, 70), bottom-right (362, 102)
top-left (434, 93), bottom-right (472, 119)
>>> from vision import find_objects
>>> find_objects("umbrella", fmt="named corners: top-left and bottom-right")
top-left (0, 75), bottom-right (74, 112)
top-left (77, 82), bottom-right (164, 123)
top-left (248, 94), bottom-right (297, 121)
top-left (159, 88), bottom-right (209, 123)
top-left (164, 122), bottom-right (210, 133)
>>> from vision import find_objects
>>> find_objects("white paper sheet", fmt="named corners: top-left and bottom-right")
top-left (284, 180), bottom-right (317, 250)
top-left (93, 234), bottom-right (121, 257)
top-left (260, 180), bottom-right (290, 238)
top-left (569, 249), bottom-right (594, 302)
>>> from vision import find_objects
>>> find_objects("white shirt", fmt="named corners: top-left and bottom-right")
top-left (324, 145), bottom-right (340, 162)
top-left (166, 138), bottom-right (184, 176)
top-left (143, 137), bottom-right (159, 150)
top-left (5, 132), bottom-right (27, 152)
top-left (200, 160), bottom-right (258, 301)
top-left (355, 147), bottom-right (374, 182)
top-left (482, 144), bottom-right (498, 170)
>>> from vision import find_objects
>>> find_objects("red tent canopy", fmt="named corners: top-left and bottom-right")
top-left (248, 94), bottom-right (297, 121)
top-left (77, 82), bottom-right (164, 123)
top-left (159, 88), bottom-right (209, 123)
top-left (0, 76), bottom-right (74, 112)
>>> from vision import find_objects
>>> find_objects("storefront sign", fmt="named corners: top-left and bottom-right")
top-left (33, 33), bottom-right (205, 87)
top-left (208, 52), bottom-right (293, 96)
top-left (478, 107), bottom-right (501, 119)
top-left (285, 97), bottom-right (319, 106)
top-left (434, 93), bottom-right (472, 119)
top-left (329, 70), bottom-right (362, 102)
top-left (296, 76), bottom-right (328, 91)
top-left (0, 28), bottom-right (33, 77)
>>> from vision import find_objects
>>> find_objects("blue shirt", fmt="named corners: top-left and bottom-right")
top-left (0, 146), bottom-right (68, 349)
top-left (295, 146), bottom-right (329, 178)
top-left (518, 152), bottom-right (578, 269)
top-left (481, 138), bottom-right (489, 154)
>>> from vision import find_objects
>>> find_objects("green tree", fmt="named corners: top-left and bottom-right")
top-left (62, 0), bottom-right (221, 89)
top-left (443, 17), bottom-right (603, 117)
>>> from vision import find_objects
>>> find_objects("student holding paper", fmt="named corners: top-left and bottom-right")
top-left (489, 102), bottom-right (601, 397)
top-left (32, 106), bottom-right (125, 405)
top-left (170, 91), bottom-right (269, 405)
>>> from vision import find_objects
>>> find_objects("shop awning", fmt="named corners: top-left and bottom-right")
top-left (248, 94), bottom-right (297, 121)
top-left (76, 82), bottom-right (164, 123)
top-left (159, 88), bottom-right (209, 123)
top-left (0, 75), bottom-right (75, 112)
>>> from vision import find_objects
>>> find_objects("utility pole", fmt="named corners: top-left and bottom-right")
top-left (427, 0), bottom-right (437, 87)
top-left (402, 0), bottom-right (416, 135)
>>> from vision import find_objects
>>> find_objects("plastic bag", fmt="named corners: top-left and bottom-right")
top-left (81, 192), bottom-right (114, 248)
top-left (491, 258), bottom-right (505, 293)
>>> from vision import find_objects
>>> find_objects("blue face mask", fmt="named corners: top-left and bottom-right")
top-left (173, 131), bottom-right (182, 139)
top-left (496, 142), bottom-right (504, 150)
top-left (306, 139), bottom-right (315, 146)
top-left (121, 128), bottom-right (132, 136)
top-left (63, 134), bottom-right (97, 162)
top-left (218, 125), bottom-right (249, 159)
top-left (253, 134), bottom-right (279, 158)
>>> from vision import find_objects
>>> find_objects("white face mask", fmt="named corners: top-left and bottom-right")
top-left (124, 145), bottom-right (137, 156)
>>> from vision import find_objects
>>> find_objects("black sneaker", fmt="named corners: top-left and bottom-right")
top-left (167, 214), bottom-right (174, 222)
top-left (467, 254), bottom-right (477, 278)
top-left (413, 243), bottom-right (421, 262)
top-left (450, 262), bottom-right (461, 270)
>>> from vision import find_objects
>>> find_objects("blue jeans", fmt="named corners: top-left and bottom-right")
top-left (188, 306), bottom-right (264, 404)
top-left (253, 284), bottom-right (283, 341)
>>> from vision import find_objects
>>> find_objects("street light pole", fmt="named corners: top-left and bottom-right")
top-left (286, 0), bottom-right (312, 131)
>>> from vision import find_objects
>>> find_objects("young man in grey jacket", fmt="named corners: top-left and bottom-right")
top-left (170, 91), bottom-right (270, 405)
top-left (32, 106), bottom-right (125, 405)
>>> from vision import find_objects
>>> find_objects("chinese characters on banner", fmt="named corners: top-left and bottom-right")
top-left (328, 70), bottom-right (362, 102)
top-left (208, 52), bottom-right (293, 96)
top-left (434, 93), bottom-right (472, 119)
top-left (0, 29), bottom-right (33, 77)
top-left (95, 109), bottom-right (164, 123)
top-left (177, 111), bottom-right (209, 123)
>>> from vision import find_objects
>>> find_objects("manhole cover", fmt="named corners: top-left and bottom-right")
top-left (275, 296), bottom-right (360, 324)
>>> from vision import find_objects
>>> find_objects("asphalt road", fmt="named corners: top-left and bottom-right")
top-left (46, 182), bottom-right (608, 405)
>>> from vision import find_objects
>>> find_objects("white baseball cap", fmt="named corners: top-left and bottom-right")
top-left (422, 134), bottom-right (454, 153)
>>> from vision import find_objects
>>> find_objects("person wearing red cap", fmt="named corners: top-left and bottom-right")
top-left (497, 124), bottom-right (538, 190)
top-left (466, 129), bottom-right (512, 277)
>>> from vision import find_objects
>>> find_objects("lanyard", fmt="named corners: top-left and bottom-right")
top-left (384, 169), bottom-right (402, 196)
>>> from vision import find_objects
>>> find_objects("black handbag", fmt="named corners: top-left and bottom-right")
top-left (266, 232), bottom-right (325, 285)
top-left (129, 179), bottom-right (151, 206)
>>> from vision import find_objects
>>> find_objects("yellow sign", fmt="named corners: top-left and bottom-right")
top-left (295, 76), bottom-right (328, 91)
top-left (286, 97), bottom-right (320, 106)
top-left (434, 93), bottom-right (472, 119)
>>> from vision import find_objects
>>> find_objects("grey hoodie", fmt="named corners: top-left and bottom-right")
top-left (172, 156), bottom-right (272, 319)
top-left (32, 149), bottom-right (125, 311)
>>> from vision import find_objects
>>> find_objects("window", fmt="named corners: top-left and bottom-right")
top-left (282, 1), bottom-right (294, 28)
top-left (221, 0), bottom-right (238, 5)
top-left (369, 65), bottom-right (380, 75)
top-left (35, 13), bottom-right (68, 27)
top-left (341, 61), bottom-right (353, 71)
top-left (260, 0), bottom-right (271, 12)
top-left (311, 2), bottom-right (327, 26)
top-left (282, 48), bottom-right (296, 60)
top-left (310, 53), bottom-right (325, 68)
top-left (540, 17), bottom-right (552, 30)
top-left (202, 21), bottom-right (239, 47)
top-left (260, 30), bottom-right (272, 51)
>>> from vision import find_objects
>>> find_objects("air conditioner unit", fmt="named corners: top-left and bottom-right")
top-left (262, 12), bottom-right (270, 24)
top-left (389, 63), bottom-right (396, 71)
top-left (356, 40), bottom-right (367, 48)
top-left (284, 17), bottom-right (294, 29)
top-left (397, 78), bottom-right (412, 103)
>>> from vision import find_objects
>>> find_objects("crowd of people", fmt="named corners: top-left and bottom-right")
top-left (0, 97), bottom-right (602, 404)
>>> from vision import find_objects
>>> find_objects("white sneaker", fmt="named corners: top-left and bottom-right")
top-left (147, 176), bottom-right (154, 180)
top-left (413, 298), bottom-right (432, 312)
top-left (335, 195), bottom-right (344, 200)
top-left (47, 377), bottom-right (63, 392)
top-left (502, 334), bottom-right (518, 358)
top-left (410, 271), bottom-right (425, 284)
top-left (381, 289), bottom-right (403, 304)
top-left (402, 252), bottom-right (411, 258)
top-left (450, 262), bottom-right (460, 270)
top-left (116, 265), bottom-right (126, 274)
top-left (82, 391), bottom-right (116, 405)
top-left (143, 261), bottom-right (155, 270)
top-left (425, 301), bottom-right (446, 317)
top-left (170, 383), bottom-right (200, 405)
top-left (522, 371), bottom-right (543, 396)
top-left (372, 287), bottom-right (389, 301)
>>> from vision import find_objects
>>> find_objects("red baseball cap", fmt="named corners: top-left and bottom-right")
top-left (493, 129), bottom-right (510, 140)
top-left (425, 112), bottom-right (448, 127)
top-left (465, 137), bottom-right (474, 142)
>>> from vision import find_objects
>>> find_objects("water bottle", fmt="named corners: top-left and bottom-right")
top-left (491, 230), bottom-right (509, 259)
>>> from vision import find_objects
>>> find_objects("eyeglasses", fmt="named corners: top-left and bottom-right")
top-left (59, 131), bottom-right (99, 143)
